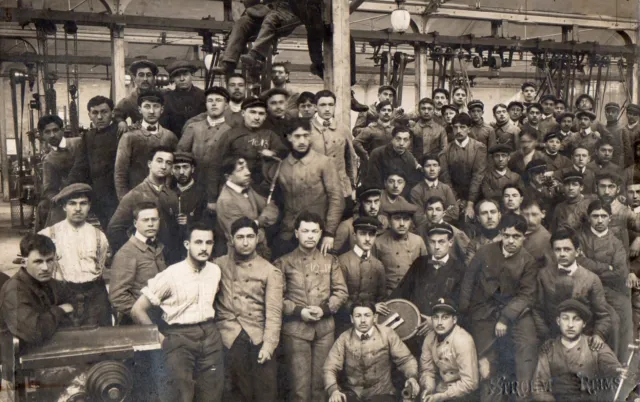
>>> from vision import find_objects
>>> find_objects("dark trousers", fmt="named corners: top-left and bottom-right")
top-left (161, 320), bottom-right (225, 402)
top-left (94, 195), bottom-right (118, 232)
top-left (471, 313), bottom-right (538, 402)
top-left (223, 2), bottom-right (299, 62)
top-left (605, 288), bottom-right (632, 362)
top-left (63, 278), bottom-right (112, 327)
top-left (288, 0), bottom-right (357, 85)
top-left (282, 332), bottom-right (334, 402)
top-left (223, 330), bottom-right (278, 402)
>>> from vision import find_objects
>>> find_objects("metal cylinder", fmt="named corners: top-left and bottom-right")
top-left (85, 361), bottom-right (132, 402)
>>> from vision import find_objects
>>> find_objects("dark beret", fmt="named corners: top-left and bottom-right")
top-left (488, 144), bottom-right (513, 154)
top-left (241, 97), bottom-right (267, 110)
top-left (204, 86), bottom-right (230, 102)
top-left (173, 151), bottom-right (196, 166)
top-left (129, 59), bottom-right (159, 76)
top-left (441, 104), bottom-right (459, 114)
top-left (52, 183), bottom-right (93, 205)
top-left (137, 89), bottom-right (165, 106)
top-left (165, 60), bottom-right (199, 78)
top-left (627, 104), bottom-right (640, 115)
top-left (539, 94), bottom-right (557, 104)
top-left (353, 216), bottom-right (381, 232)
top-left (557, 299), bottom-right (592, 322)
top-left (543, 132), bottom-right (560, 142)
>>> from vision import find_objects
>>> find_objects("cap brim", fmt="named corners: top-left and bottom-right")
top-left (432, 305), bottom-right (457, 314)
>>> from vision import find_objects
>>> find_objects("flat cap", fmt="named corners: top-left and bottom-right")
top-left (52, 183), bottom-right (93, 204)
top-left (556, 112), bottom-right (575, 123)
top-left (557, 299), bottom-right (592, 322)
top-left (467, 100), bottom-right (484, 111)
top-left (543, 132), bottom-right (560, 142)
top-left (241, 97), bottom-right (266, 110)
top-left (526, 159), bottom-right (547, 173)
top-left (627, 104), bottom-right (640, 115)
top-left (427, 223), bottom-right (454, 237)
top-left (357, 186), bottom-right (383, 201)
top-left (173, 151), bottom-right (196, 165)
top-left (521, 82), bottom-right (537, 91)
top-left (137, 89), bottom-right (165, 106)
top-left (129, 59), bottom-right (158, 76)
top-left (575, 94), bottom-right (595, 108)
top-left (432, 297), bottom-right (458, 315)
top-left (562, 170), bottom-right (583, 183)
top-left (384, 198), bottom-right (418, 216)
top-left (378, 85), bottom-right (396, 95)
top-left (204, 86), bottom-right (230, 102)
top-left (507, 101), bottom-right (524, 110)
top-left (539, 94), bottom-right (557, 104)
top-left (576, 110), bottom-right (597, 121)
top-left (488, 144), bottom-right (513, 154)
top-left (604, 102), bottom-right (621, 111)
top-left (441, 104), bottom-right (458, 115)
top-left (261, 87), bottom-right (289, 101)
top-left (166, 60), bottom-right (199, 78)
top-left (353, 216), bottom-right (381, 232)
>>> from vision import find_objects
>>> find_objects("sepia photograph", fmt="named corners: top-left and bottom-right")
top-left (0, 0), bottom-right (639, 400)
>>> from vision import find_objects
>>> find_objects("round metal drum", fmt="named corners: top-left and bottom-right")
top-left (377, 299), bottom-right (421, 341)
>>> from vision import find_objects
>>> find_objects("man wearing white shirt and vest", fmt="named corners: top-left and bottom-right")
top-left (114, 88), bottom-right (178, 200)
top-left (39, 183), bottom-right (111, 327)
top-left (132, 222), bottom-right (224, 402)
top-left (420, 298), bottom-right (479, 402)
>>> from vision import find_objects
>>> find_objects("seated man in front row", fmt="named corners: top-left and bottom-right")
top-left (0, 234), bottom-right (74, 394)
top-left (323, 300), bottom-right (420, 402)
top-left (420, 298), bottom-right (479, 402)
top-left (532, 299), bottom-right (620, 402)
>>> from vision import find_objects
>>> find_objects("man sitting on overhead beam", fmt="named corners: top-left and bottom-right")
top-left (213, 0), bottom-right (300, 77)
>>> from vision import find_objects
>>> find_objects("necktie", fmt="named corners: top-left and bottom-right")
top-left (146, 238), bottom-right (157, 248)
top-left (558, 266), bottom-right (571, 276)
top-left (361, 333), bottom-right (370, 341)
top-left (431, 259), bottom-right (444, 268)
top-left (323, 120), bottom-right (331, 127)
top-left (360, 252), bottom-right (369, 262)
top-left (241, 188), bottom-right (249, 197)
top-left (147, 125), bottom-right (157, 132)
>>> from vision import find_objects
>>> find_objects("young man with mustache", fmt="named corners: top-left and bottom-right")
top-left (419, 298), bottom-right (479, 402)
top-left (335, 216), bottom-right (386, 336)
top-left (532, 299), bottom-right (620, 402)
top-left (411, 154), bottom-right (459, 227)
top-left (114, 59), bottom-right (160, 134)
top-left (39, 183), bottom-right (111, 327)
top-left (223, 74), bottom-right (246, 128)
top-left (333, 187), bottom-right (388, 255)
top-left (132, 222), bottom-right (224, 402)
top-left (274, 211), bottom-right (348, 402)
top-left (159, 60), bottom-right (206, 137)
top-left (323, 301), bottom-right (419, 402)
top-left (114, 89), bottom-right (178, 200)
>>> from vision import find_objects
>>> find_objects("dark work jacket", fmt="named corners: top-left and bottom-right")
top-left (42, 137), bottom-right (83, 200)
top-left (364, 144), bottom-right (422, 199)
top-left (0, 269), bottom-right (71, 380)
top-left (261, 114), bottom-right (291, 140)
top-left (389, 255), bottom-right (465, 316)
top-left (159, 85), bottom-right (206, 138)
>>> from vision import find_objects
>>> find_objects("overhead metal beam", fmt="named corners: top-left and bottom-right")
top-left (0, 52), bottom-right (624, 82)
top-left (423, 3), bottom-right (638, 32)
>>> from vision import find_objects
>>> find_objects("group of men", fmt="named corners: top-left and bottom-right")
top-left (2, 54), bottom-right (640, 402)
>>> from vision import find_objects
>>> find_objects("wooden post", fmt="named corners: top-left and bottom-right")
top-left (414, 44), bottom-right (429, 105)
top-left (324, 0), bottom-right (351, 130)
top-left (111, 25), bottom-right (126, 105)
top-left (0, 74), bottom-right (9, 201)
top-left (635, 0), bottom-right (640, 103)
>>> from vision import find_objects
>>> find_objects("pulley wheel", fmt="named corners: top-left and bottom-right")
top-left (85, 361), bottom-right (132, 402)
